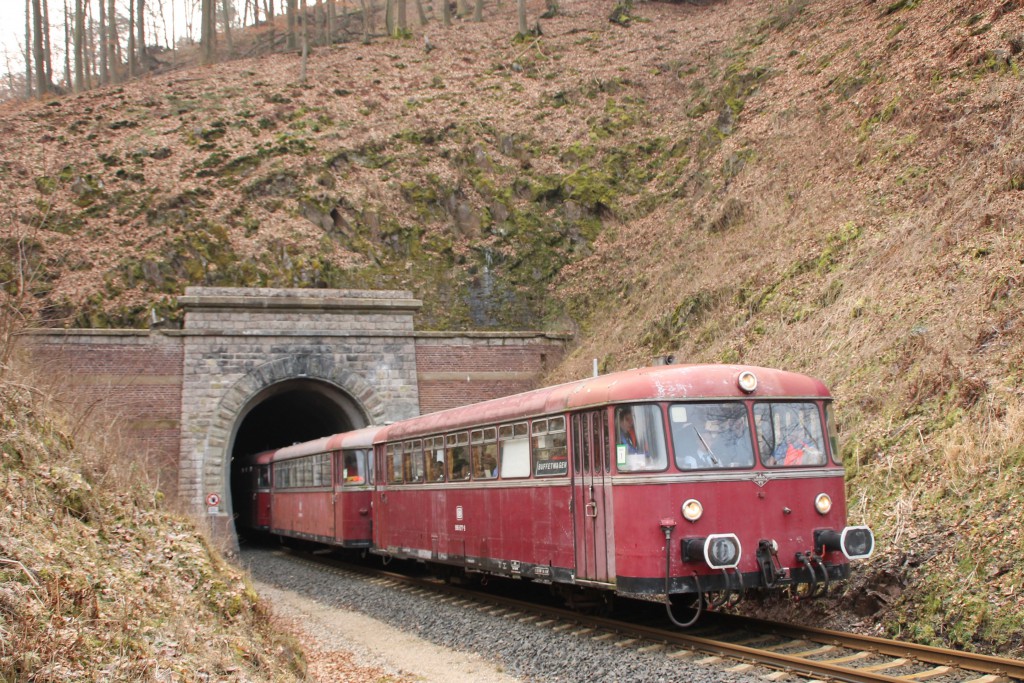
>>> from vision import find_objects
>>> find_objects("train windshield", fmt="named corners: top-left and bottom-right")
top-left (754, 402), bottom-right (827, 467)
top-left (670, 402), bottom-right (754, 470)
top-left (614, 405), bottom-right (668, 471)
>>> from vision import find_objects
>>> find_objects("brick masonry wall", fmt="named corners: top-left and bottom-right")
top-left (17, 289), bottom-right (570, 542)
top-left (415, 333), bottom-right (568, 414)
top-left (17, 331), bottom-right (185, 472)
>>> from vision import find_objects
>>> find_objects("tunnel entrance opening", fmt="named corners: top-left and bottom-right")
top-left (229, 378), bottom-right (368, 544)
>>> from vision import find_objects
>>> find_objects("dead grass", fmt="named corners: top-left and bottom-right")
top-left (0, 314), bottom-right (308, 680)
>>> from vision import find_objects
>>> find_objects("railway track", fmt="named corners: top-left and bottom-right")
top-left (285, 550), bottom-right (1024, 683)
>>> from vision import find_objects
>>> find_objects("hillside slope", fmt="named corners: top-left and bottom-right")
top-left (0, 369), bottom-right (307, 680)
top-left (1, 0), bottom-right (1023, 656)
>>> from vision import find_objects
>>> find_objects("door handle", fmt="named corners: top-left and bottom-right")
top-left (585, 501), bottom-right (598, 518)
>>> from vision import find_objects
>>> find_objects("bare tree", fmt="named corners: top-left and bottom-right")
top-left (98, 0), bottom-right (107, 83)
top-left (222, 0), bottom-right (234, 55)
top-left (474, 0), bottom-right (482, 22)
top-left (201, 0), bottom-right (217, 63)
top-left (286, 0), bottom-right (296, 49)
top-left (441, 0), bottom-right (450, 27)
top-left (137, 0), bottom-right (148, 71)
top-left (42, 0), bottom-right (54, 88)
top-left (517, 0), bottom-right (526, 35)
top-left (25, 0), bottom-right (34, 97)
top-left (128, 0), bottom-right (137, 76)
top-left (31, 0), bottom-right (49, 96)
top-left (299, 0), bottom-right (308, 82)
top-left (108, 0), bottom-right (122, 83)
top-left (73, 0), bottom-right (85, 91)
top-left (62, 0), bottom-right (70, 88)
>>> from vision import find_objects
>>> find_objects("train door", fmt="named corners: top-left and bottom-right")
top-left (372, 444), bottom-right (390, 548)
top-left (571, 410), bottom-right (611, 584)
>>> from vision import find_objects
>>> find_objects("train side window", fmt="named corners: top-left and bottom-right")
top-left (615, 405), bottom-right (668, 472)
top-left (312, 453), bottom-right (330, 486)
top-left (257, 465), bottom-right (270, 488)
top-left (447, 432), bottom-right (470, 480)
top-left (386, 443), bottom-right (403, 484)
top-left (405, 440), bottom-right (425, 483)
top-left (499, 423), bottom-right (530, 478)
top-left (425, 436), bottom-right (446, 482)
top-left (472, 427), bottom-right (499, 479)
top-left (824, 403), bottom-right (840, 464)
top-left (533, 417), bottom-right (568, 477)
top-left (754, 402), bottom-right (827, 467)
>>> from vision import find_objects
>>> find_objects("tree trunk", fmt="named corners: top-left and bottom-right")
top-left (42, 0), bottom-right (54, 88)
top-left (31, 0), bottom-right (47, 97)
top-left (327, 0), bottom-right (336, 45)
top-left (397, 0), bottom-right (406, 33)
top-left (264, 0), bottom-right (276, 52)
top-left (359, 0), bottom-right (370, 43)
top-left (299, 0), bottom-right (308, 81)
top-left (98, 0), bottom-right (107, 84)
top-left (85, 0), bottom-right (94, 88)
top-left (286, 0), bottom-right (296, 49)
top-left (201, 0), bottom-right (217, 63)
top-left (517, 0), bottom-right (526, 35)
top-left (137, 0), bottom-right (147, 71)
top-left (473, 0), bottom-right (481, 22)
top-left (127, 0), bottom-right (136, 77)
top-left (414, 0), bottom-right (426, 27)
top-left (63, 0), bottom-right (70, 89)
top-left (73, 0), bottom-right (85, 91)
top-left (108, 0), bottom-right (121, 83)
top-left (222, 0), bottom-right (234, 55)
top-left (441, 0), bottom-right (450, 27)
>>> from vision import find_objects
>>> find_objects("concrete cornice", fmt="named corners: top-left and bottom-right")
top-left (414, 330), bottom-right (573, 341)
top-left (178, 294), bottom-right (423, 312)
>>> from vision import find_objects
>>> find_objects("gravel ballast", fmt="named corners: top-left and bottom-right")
top-left (242, 547), bottom-right (768, 683)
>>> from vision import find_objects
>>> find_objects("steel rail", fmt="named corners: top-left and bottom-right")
top-left (716, 613), bottom-right (1024, 680)
top-left (285, 551), bottom-right (1024, 683)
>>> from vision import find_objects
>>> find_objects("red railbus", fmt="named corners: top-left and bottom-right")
top-left (269, 426), bottom-right (380, 548)
top-left (370, 364), bottom-right (872, 618)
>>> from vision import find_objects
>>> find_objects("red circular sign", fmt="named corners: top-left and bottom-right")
top-left (206, 493), bottom-right (221, 507)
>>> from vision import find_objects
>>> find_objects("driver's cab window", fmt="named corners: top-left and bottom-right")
top-left (614, 405), bottom-right (667, 472)
top-left (754, 402), bottom-right (827, 467)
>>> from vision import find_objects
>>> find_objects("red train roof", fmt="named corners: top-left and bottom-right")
top-left (272, 425), bottom-right (385, 463)
top-left (382, 364), bottom-right (830, 442)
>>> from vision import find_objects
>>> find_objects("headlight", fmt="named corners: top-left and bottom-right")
top-left (738, 371), bottom-right (758, 393)
top-left (681, 498), bottom-right (703, 522)
top-left (841, 526), bottom-right (875, 559)
top-left (704, 533), bottom-right (742, 569)
top-left (814, 493), bottom-right (832, 515)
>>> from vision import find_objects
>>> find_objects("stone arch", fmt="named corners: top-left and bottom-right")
top-left (202, 354), bottom-right (388, 544)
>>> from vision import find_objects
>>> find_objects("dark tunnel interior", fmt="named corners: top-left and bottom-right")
top-left (230, 380), bottom-right (364, 540)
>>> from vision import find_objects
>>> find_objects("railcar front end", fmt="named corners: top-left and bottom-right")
top-left (606, 369), bottom-right (873, 617)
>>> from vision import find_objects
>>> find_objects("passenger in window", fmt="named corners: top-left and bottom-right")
top-left (770, 436), bottom-right (824, 466)
top-left (480, 454), bottom-right (498, 478)
top-left (452, 460), bottom-right (470, 480)
top-left (618, 410), bottom-right (640, 454)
